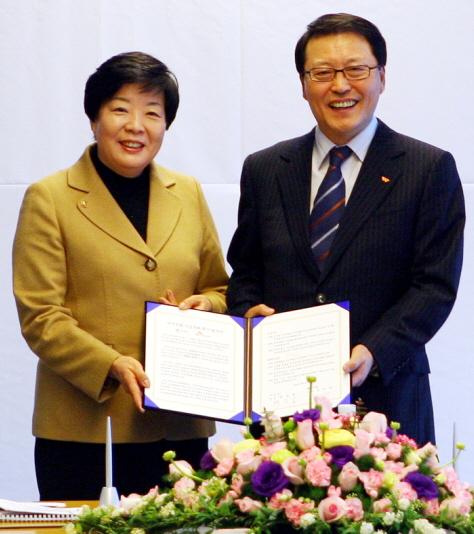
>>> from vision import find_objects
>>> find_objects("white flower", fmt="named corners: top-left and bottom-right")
top-left (154, 493), bottom-right (169, 506)
top-left (158, 502), bottom-right (176, 518)
top-left (395, 511), bottom-right (404, 522)
top-left (413, 518), bottom-right (443, 534)
top-left (382, 512), bottom-right (396, 526)
top-left (130, 529), bottom-right (146, 534)
top-left (299, 513), bottom-right (316, 527)
top-left (398, 498), bottom-right (410, 511)
top-left (64, 522), bottom-right (78, 534)
top-left (360, 521), bottom-right (375, 534)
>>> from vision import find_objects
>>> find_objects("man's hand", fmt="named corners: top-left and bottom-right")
top-left (109, 356), bottom-right (150, 412)
top-left (158, 289), bottom-right (212, 311)
top-left (244, 304), bottom-right (275, 318)
top-left (343, 344), bottom-right (374, 387)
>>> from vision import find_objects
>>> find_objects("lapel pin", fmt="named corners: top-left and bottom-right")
top-left (381, 176), bottom-right (390, 183)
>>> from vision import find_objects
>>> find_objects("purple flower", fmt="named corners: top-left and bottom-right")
top-left (293, 408), bottom-right (321, 423)
top-left (251, 461), bottom-right (290, 497)
top-left (404, 472), bottom-right (439, 500)
top-left (327, 445), bottom-right (355, 469)
top-left (199, 449), bottom-right (217, 470)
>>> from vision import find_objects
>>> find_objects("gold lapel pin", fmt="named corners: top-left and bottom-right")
top-left (381, 176), bottom-right (390, 183)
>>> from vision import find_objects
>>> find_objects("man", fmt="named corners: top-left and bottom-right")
top-left (226, 13), bottom-right (465, 445)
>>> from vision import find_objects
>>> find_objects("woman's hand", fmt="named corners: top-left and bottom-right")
top-left (108, 356), bottom-right (150, 412)
top-left (158, 289), bottom-right (212, 311)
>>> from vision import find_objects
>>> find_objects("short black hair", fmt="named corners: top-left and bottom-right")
top-left (295, 13), bottom-right (387, 74)
top-left (84, 51), bottom-right (179, 128)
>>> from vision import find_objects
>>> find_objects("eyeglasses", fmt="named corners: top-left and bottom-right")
top-left (304, 65), bottom-right (381, 82)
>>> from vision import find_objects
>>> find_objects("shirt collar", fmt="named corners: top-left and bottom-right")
top-left (314, 116), bottom-right (379, 169)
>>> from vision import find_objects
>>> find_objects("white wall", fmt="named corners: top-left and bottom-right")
top-left (0, 0), bottom-right (473, 499)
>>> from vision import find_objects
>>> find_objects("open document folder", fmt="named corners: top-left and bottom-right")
top-left (144, 302), bottom-right (351, 424)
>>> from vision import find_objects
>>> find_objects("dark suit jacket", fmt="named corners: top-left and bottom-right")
top-left (227, 120), bottom-right (465, 443)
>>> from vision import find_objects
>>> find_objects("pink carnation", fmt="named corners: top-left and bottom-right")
top-left (358, 469), bottom-right (384, 498)
top-left (268, 488), bottom-right (293, 510)
top-left (393, 480), bottom-right (418, 501)
top-left (285, 498), bottom-right (315, 526)
top-left (231, 473), bottom-right (245, 496)
top-left (214, 456), bottom-right (235, 476)
top-left (299, 446), bottom-right (322, 461)
top-left (318, 494), bottom-right (346, 523)
top-left (305, 459), bottom-right (332, 487)
top-left (369, 446), bottom-right (387, 461)
top-left (260, 441), bottom-right (288, 459)
top-left (423, 498), bottom-right (440, 516)
top-left (234, 496), bottom-right (263, 513)
top-left (386, 443), bottom-right (403, 460)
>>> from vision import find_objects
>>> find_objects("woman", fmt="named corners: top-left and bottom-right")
top-left (13, 52), bottom-right (228, 500)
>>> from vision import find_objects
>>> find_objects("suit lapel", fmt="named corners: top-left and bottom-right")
top-left (68, 148), bottom-right (181, 258)
top-left (276, 130), bottom-right (321, 279)
top-left (320, 121), bottom-right (406, 278)
top-left (146, 164), bottom-right (182, 257)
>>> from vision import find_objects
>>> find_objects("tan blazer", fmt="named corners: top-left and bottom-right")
top-left (13, 146), bottom-right (228, 443)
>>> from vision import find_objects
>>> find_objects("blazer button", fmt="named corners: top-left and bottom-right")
top-left (316, 293), bottom-right (327, 304)
top-left (145, 258), bottom-right (157, 271)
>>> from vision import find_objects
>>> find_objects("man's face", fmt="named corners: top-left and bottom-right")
top-left (301, 32), bottom-right (385, 145)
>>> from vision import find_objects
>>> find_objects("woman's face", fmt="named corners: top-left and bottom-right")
top-left (91, 83), bottom-right (167, 177)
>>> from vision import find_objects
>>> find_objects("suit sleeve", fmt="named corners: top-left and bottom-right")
top-left (226, 156), bottom-right (265, 316)
top-left (359, 150), bottom-right (465, 384)
top-left (13, 181), bottom-right (120, 402)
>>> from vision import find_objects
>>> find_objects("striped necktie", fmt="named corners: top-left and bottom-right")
top-left (310, 145), bottom-right (352, 267)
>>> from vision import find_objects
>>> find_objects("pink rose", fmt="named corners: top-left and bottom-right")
top-left (338, 461), bottom-right (361, 491)
top-left (345, 497), bottom-right (364, 521)
top-left (268, 488), bottom-right (293, 510)
top-left (236, 452), bottom-right (263, 476)
top-left (282, 456), bottom-right (305, 485)
top-left (314, 396), bottom-right (334, 420)
top-left (173, 476), bottom-right (195, 500)
top-left (305, 459), bottom-right (332, 487)
top-left (296, 419), bottom-right (315, 450)
top-left (440, 466), bottom-right (467, 496)
top-left (386, 443), bottom-right (403, 460)
top-left (211, 436), bottom-right (234, 462)
top-left (318, 494), bottom-right (346, 523)
top-left (234, 496), bottom-right (263, 513)
top-left (358, 469), bottom-right (384, 498)
top-left (169, 460), bottom-right (194, 479)
top-left (120, 493), bottom-right (142, 513)
top-left (354, 429), bottom-right (375, 457)
top-left (214, 456), bottom-right (234, 476)
top-left (373, 497), bottom-right (392, 513)
top-left (439, 493), bottom-right (472, 517)
top-left (322, 452), bottom-right (332, 464)
top-left (285, 498), bottom-right (315, 526)
top-left (360, 411), bottom-right (387, 434)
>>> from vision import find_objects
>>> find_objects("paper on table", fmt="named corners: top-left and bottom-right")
top-left (0, 498), bottom-right (81, 516)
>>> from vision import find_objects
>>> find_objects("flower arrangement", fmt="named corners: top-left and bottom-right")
top-left (71, 382), bottom-right (474, 534)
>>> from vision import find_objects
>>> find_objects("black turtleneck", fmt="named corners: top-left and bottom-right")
top-left (90, 145), bottom-right (150, 242)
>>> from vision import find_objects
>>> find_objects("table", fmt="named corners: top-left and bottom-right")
top-left (0, 501), bottom-right (98, 533)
